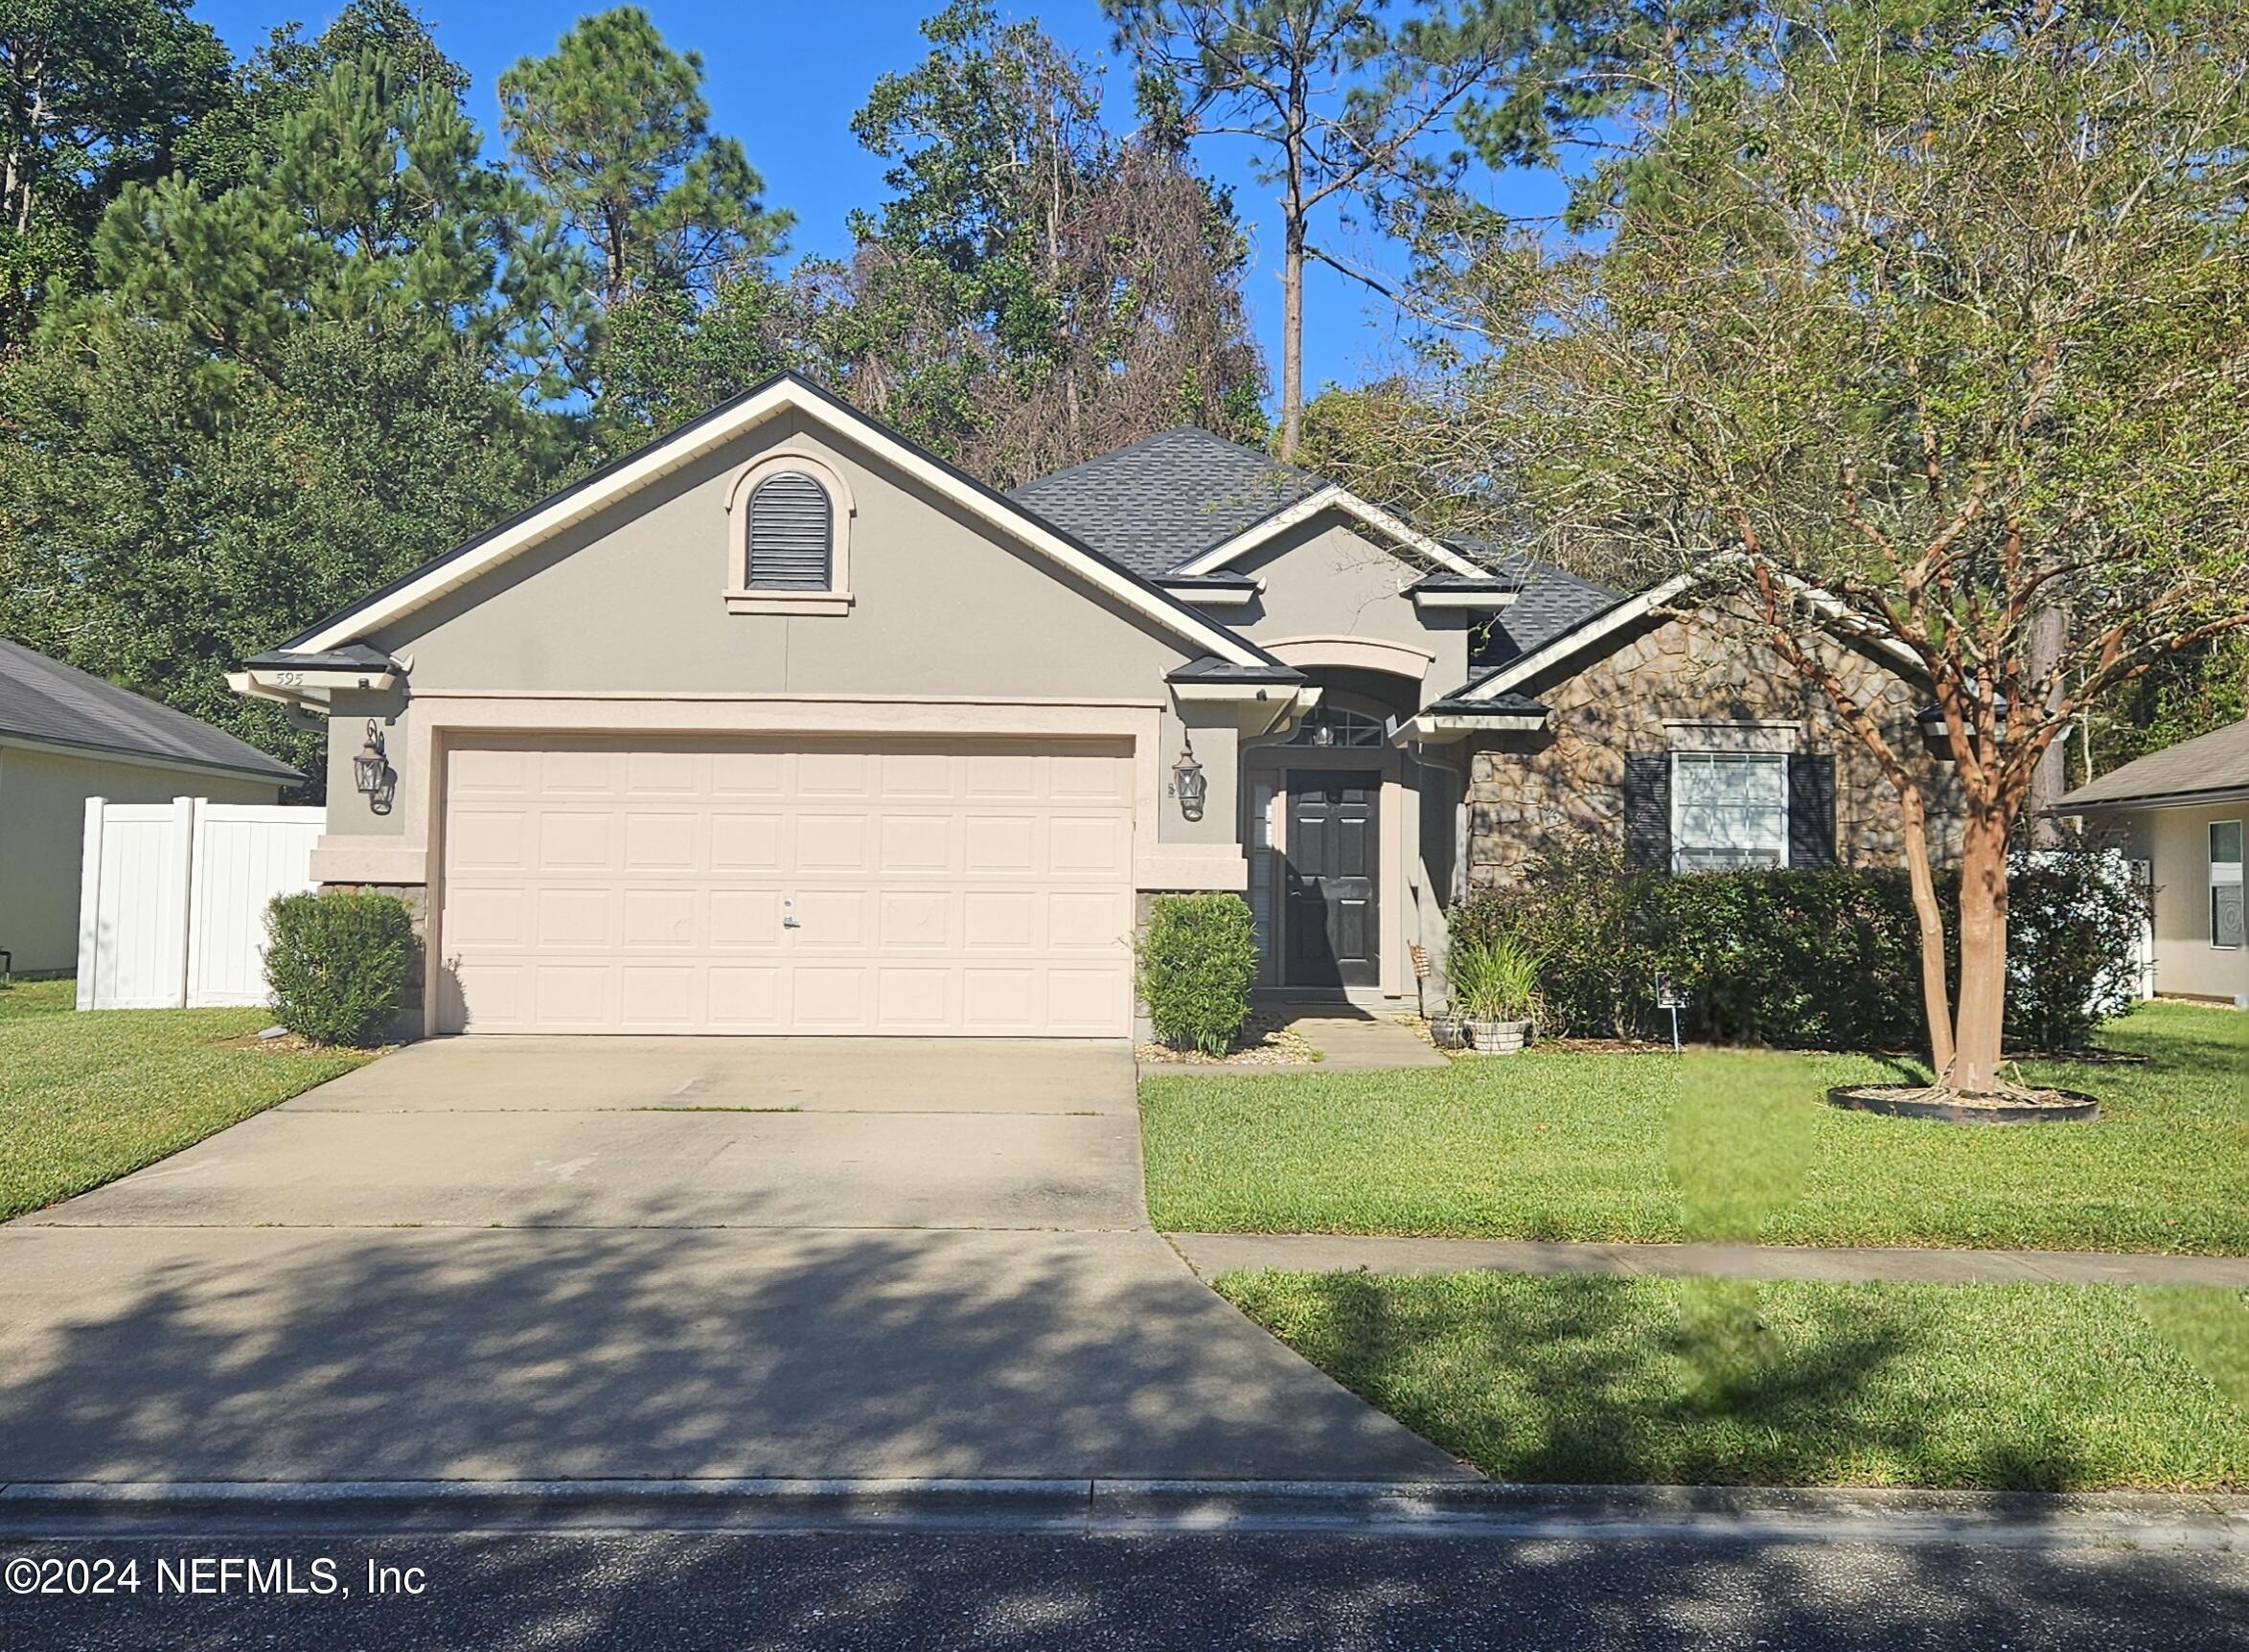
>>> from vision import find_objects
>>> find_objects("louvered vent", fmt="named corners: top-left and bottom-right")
top-left (746, 471), bottom-right (833, 589)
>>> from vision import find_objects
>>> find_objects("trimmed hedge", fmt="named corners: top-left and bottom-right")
top-left (1137, 893), bottom-right (1259, 1055)
top-left (264, 890), bottom-right (418, 1047)
top-left (1450, 836), bottom-right (2146, 1051)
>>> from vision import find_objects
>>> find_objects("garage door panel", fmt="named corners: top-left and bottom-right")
top-left (538, 748), bottom-right (623, 795)
top-left (445, 885), bottom-right (530, 948)
top-left (538, 813), bottom-right (612, 871)
top-left (879, 815), bottom-right (954, 873)
top-left (965, 815), bottom-right (1037, 875)
top-left (448, 809), bottom-right (530, 869)
top-left (879, 890), bottom-right (952, 950)
top-left (709, 890), bottom-right (784, 949)
top-left (795, 815), bottom-right (869, 872)
top-left (620, 964), bottom-right (698, 1028)
top-left (536, 887), bottom-right (612, 948)
top-left (710, 813), bottom-right (784, 871)
top-left (621, 888), bottom-right (696, 948)
top-left (707, 965), bottom-right (785, 1028)
top-left (962, 891), bottom-right (1034, 950)
top-left (623, 813), bottom-right (698, 871)
top-left (1048, 815), bottom-right (1131, 877)
top-left (531, 964), bottom-right (609, 1026)
top-left (440, 740), bottom-right (1132, 1035)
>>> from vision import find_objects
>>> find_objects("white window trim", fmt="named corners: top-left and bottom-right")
top-left (1670, 749), bottom-right (1791, 874)
top-left (724, 450), bottom-right (855, 615)
top-left (2212, 818), bottom-right (2244, 950)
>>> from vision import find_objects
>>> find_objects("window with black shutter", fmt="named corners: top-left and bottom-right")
top-left (746, 470), bottom-right (833, 590)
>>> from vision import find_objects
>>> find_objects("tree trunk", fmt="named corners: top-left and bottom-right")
top-left (2026, 604), bottom-right (2069, 845)
top-left (1897, 782), bottom-right (1958, 1079)
top-left (1952, 811), bottom-right (2010, 1093)
top-left (1278, 211), bottom-right (1304, 461)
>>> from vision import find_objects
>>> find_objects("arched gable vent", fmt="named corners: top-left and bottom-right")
top-left (746, 470), bottom-right (834, 590)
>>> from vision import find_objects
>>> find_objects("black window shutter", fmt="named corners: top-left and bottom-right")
top-left (1622, 754), bottom-right (1671, 871)
top-left (747, 471), bottom-right (833, 589)
top-left (1788, 752), bottom-right (1838, 867)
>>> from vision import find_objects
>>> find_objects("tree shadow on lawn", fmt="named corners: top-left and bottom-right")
top-left (1218, 1266), bottom-right (2211, 1492)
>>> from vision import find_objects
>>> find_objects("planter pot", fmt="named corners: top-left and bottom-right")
top-left (1825, 1083), bottom-right (2100, 1125)
top-left (1429, 1011), bottom-right (1462, 1048)
top-left (1466, 1018), bottom-right (1532, 1055)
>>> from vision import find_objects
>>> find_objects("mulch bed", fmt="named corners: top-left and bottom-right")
top-left (1826, 1083), bottom-right (2100, 1125)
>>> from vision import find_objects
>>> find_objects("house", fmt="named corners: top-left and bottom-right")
top-left (1, 639), bottom-right (301, 974)
top-left (2059, 720), bottom-right (2248, 1006)
top-left (232, 373), bottom-right (1953, 1039)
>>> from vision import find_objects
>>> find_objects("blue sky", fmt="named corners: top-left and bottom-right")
top-left (189, 0), bottom-right (1567, 409)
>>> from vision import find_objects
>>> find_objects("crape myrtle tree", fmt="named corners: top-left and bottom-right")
top-left (1401, 0), bottom-right (2249, 1094)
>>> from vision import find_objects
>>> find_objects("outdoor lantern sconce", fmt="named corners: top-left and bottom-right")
top-left (1172, 744), bottom-right (1207, 822)
top-left (354, 719), bottom-right (396, 815)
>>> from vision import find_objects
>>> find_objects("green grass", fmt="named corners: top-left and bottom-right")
top-left (1143, 1000), bottom-right (2249, 1252)
top-left (0, 976), bottom-right (373, 1221)
top-left (1216, 1269), bottom-right (2249, 1490)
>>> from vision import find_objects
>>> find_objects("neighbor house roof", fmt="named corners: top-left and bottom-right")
top-left (1006, 427), bottom-right (1328, 579)
top-left (0, 639), bottom-right (300, 783)
top-left (2059, 719), bottom-right (2249, 811)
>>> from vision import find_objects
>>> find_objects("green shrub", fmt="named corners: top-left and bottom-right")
top-left (264, 890), bottom-right (418, 1046)
top-left (1453, 835), bottom-right (2145, 1051)
top-left (1136, 894), bottom-right (1258, 1055)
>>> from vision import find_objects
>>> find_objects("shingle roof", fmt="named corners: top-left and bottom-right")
top-left (2059, 719), bottom-right (2249, 809)
top-left (0, 639), bottom-right (300, 783)
top-left (1457, 550), bottom-right (1625, 661)
top-left (1008, 427), bottom-right (1327, 578)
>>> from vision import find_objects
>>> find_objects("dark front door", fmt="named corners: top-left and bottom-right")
top-left (1284, 769), bottom-right (1379, 989)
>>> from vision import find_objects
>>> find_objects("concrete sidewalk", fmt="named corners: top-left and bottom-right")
top-left (1170, 1231), bottom-right (2249, 1288)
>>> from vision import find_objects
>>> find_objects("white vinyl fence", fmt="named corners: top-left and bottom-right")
top-left (75, 797), bottom-right (324, 1010)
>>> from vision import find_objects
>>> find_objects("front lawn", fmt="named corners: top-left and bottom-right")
top-left (1143, 1000), bottom-right (2249, 1252)
top-left (1218, 1269), bottom-right (2249, 1490)
top-left (0, 977), bottom-right (373, 1221)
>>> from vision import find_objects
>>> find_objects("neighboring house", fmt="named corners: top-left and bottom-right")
top-left (2059, 720), bottom-right (2249, 1005)
top-left (0, 639), bottom-right (300, 975)
top-left (233, 373), bottom-right (1951, 1039)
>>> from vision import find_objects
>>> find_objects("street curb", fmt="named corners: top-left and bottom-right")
top-left (0, 1478), bottom-right (2242, 1546)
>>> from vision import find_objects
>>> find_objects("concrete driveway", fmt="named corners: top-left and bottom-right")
top-left (0, 1039), bottom-right (1463, 1485)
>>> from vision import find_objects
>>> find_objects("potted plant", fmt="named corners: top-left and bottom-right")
top-left (1455, 929), bottom-right (1541, 1055)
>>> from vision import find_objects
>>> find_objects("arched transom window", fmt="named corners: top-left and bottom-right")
top-left (724, 452), bottom-right (853, 615)
top-left (1286, 705), bottom-right (1388, 747)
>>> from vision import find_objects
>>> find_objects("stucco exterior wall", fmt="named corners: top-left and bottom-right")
top-left (1467, 612), bottom-right (1960, 884)
top-left (0, 744), bottom-right (281, 974)
top-left (2118, 801), bottom-right (2249, 1002)
top-left (310, 409), bottom-right (1252, 904)
top-left (1223, 515), bottom-right (1472, 705)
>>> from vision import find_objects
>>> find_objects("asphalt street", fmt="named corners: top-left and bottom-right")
top-left (3, 1528), bottom-right (2245, 1650)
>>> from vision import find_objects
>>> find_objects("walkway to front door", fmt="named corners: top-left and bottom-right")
top-left (0, 1039), bottom-right (1464, 1484)
top-left (1284, 769), bottom-right (1380, 989)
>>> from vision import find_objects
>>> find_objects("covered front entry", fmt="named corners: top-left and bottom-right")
top-left (1244, 688), bottom-right (1461, 1005)
top-left (435, 736), bottom-right (1136, 1036)
top-left (1283, 769), bottom-right (1380, 988)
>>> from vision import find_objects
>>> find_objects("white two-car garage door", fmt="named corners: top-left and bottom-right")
top-left (436, 738), bottom-right (1136, 1036)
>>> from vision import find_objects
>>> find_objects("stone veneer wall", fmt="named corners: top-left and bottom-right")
top-left (1469, 614), bottom-right (1962, 887)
